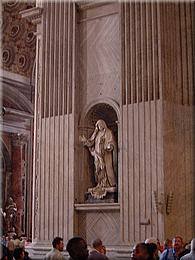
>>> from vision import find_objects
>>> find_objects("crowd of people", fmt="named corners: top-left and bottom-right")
top-left (45, 235), bottom-right (195, 260)
top-left (131, 236), bottom-right (194, 260)
top-left (1, 234), bottom-right (194, 260)
top-left (0, 235), bottom-right (31, 260)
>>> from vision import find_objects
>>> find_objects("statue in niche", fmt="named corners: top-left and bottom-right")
top-left (1, 197), bottom-right (17, 234)
top-left (80, 119), bottom-right (117, 199)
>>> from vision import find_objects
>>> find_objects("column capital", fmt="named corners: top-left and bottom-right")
top-left (19, 7), bottom-right (43, 25)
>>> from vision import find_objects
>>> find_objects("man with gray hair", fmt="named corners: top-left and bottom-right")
top-left (88, 238), bottom-right (109, 260)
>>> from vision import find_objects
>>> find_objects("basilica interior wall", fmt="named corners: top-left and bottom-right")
top-left (1, 1), bottom-right (194, 259)
top-left (24, 1), bottom-right (195, 257)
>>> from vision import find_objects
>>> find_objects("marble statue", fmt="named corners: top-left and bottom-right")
top-left (80, 119), bottom-right (117, 199)
top-left (1, 197), bottom-right (17, 233)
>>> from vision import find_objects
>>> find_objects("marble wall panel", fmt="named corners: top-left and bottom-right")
top-left (77, 3), bottom-right (120, 108)
top-left (78, 210), bottom-right (120, 246)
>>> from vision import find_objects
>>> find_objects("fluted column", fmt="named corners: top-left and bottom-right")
top-left (159, 2), bottom-right (194, 239)
top-left (32, 1), bottom-right (76, 246)
top-left (121, 2), bottom-right (194, 245)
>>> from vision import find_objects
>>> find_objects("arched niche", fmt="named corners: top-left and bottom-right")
top-left (78, 101), bottom-right (119, 203)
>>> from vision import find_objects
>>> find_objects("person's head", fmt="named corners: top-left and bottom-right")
top-left (145, 238), bottom-right (158, 258)
top-left (96, 120), bottom-right (107, 131)
top-left (131, 243), bottom-right (150, 260)
top-left (13, 247), bottom-right (25, 260)
top-left (66, 237), bottom-right (88, 260)
top-left (145, 238), bottom-right (157, 245)
top-left (52, 237), bottom-right (64, 251)
top-left (92, 238), bottom-right (105, 254)
top-left (146, 243), bottom-right (158, 259)
top-left (164, 238), bottom-right (172, 249)
top-left (172, 236), bottom-right (183, 252)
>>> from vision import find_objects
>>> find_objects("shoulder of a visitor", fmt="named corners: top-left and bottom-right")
top-left (160, 249), bottom-right (171, 260)
top-left (45, 248), bottom-right (55, 256)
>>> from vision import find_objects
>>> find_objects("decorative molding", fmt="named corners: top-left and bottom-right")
top-left (25, 31), bottom-right (36, 46)
top-left (78, 11), bottom-right (118, 23)
top-left (2, 47), bottom-right (15, 67)
top-left (76, 1), bottom-right (112, 11)
top-left (17, 53), bottom-right (30, 72)
top-left (9, 24), bottom-right (22, 39)
top-left (3, 107), bottom-right (33, 119)
top-left (4, 2), bottom-right (21, 12)
top-left (19, 7), bottom-right (43, 25)
top-left (75, 203), bottom-right (120, 211)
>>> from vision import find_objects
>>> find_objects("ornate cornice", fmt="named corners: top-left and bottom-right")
top-left (76, 1), bottom-right (112, 11)
top-left (19, 7), bottom-right (43, 25)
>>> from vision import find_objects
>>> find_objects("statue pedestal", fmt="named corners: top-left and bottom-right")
top-left (85, 187), bottom-right (118, 203)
